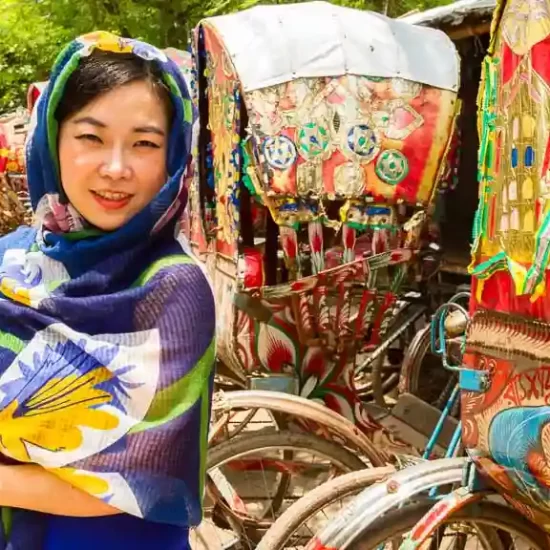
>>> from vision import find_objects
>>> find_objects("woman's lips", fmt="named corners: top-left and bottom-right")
top-left (90, 190), bottom-right (133, 211)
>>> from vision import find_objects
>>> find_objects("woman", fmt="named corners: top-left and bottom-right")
top-left (0, 32), bottom-right (215, 549)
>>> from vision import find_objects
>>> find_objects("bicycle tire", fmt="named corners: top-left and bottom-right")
top-left (347, 500), bottom-right (547, 550)
top-left (399, 324), bottom-right (457, 410)
top-left (370, 305), bottom-right (427, 408)
top-left (207, 430), bottom-right (367, 472)
top-left (257, 466), bottom-right (395, 550)
top-left (399, 323), bottom-right (430, 395)
top-left (203, 431), bottom-right (369, 549)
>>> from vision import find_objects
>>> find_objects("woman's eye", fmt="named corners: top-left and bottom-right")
top-left (135, 140), bottom-right (161, 149)
top-left (76, 134), bottom-right (102, 143)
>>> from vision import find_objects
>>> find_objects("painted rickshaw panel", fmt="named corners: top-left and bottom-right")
top-left (464, 0), bottom-right (550, 532)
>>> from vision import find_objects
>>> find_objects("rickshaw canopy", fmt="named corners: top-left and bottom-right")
top-left (201, 1), bottom-right (460, 92)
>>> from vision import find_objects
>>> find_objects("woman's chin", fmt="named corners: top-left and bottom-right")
top-left (85, 212), bottom-right (130, 233)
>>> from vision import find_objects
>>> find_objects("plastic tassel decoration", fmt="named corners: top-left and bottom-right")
top-left (308, 220), bottom-right (325, 274)
top-left (280, 225), bottom-right (301, 278)
top-left (342, 224), bottom-right (356, 264)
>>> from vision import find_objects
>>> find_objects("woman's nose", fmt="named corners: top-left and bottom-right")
top-left (99, 149), bottom-right (132, 180)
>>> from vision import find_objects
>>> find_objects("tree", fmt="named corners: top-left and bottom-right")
top-left (0, 0), bottom-right (453, 113)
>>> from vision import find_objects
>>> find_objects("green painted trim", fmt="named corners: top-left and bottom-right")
top-left (0, 331), bottom-right (25, 355)
top-left (130, 339), bottom-right (215, 434)
top-left (470, 251), bottom-right (506, 278)
top-left (133, 255), bottom-right (195, 287)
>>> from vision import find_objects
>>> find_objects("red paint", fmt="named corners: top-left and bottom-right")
top-left (474, 269), bottom-right (550, 321)
top-left (501, 43), bottom-right (522, 85)
top-left (243, 248), bottom-right (265, 288)
top-left (530, 36), bottom-right (550, 87)
top-left (305, 539), bottom-right (337, 550)
top-left (488, 194), bottom-right (496, 239)
top-left (526, 449), bottom-right (550, 489)
top-left (397, 87), bottom-right (446, 204)
top-left (503, 366), bottom-right (550, 406)
top-left (409, 499), bottom-right (450, 541)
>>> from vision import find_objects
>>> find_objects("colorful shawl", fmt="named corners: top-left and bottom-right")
top-left (0, 32), bottom-right (215, 545)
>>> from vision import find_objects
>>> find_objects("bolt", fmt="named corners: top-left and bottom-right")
top-left (387, 480), bottom-right (400, 493)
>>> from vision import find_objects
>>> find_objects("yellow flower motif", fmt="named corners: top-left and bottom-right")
top-left (48, 467), bottom-right (110, 496)
top-left (80, 31), bottom-right (133, 54)
top-left (0, 277), bottom-right (31, 307)
top-left (0, 368), bottom-right (119, 463)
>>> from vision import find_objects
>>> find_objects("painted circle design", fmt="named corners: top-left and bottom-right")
top-left (263, 135), bottom-right (297, 170)
top-left (375, 149), bottom-right (409, 185)
top-left (297, 122), bottom-right (330, 160)
top-left (346, 124), bottom-right (379, 162)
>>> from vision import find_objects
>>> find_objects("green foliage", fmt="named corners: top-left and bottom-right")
top-left (0, 0), bottom-right (452, 113)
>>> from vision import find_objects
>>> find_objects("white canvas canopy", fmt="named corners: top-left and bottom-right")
top-left (400, 0), bottom-right (495, 28)
top-left (202, 1), bottom-right (460, 93)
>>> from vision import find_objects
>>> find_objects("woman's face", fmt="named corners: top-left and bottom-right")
top-left (58, 80), bottom-right (170, 231)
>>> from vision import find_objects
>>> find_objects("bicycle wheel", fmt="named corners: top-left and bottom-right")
top-left (347, 501), bottom-right (546, 549)
top-left (399, 324), bottom-right (458, 412)
top-left (356, 302), bottom-right (427, 408)
top-left (208, 390), bottom-right (386, 467)
top-left (257, 466), bottom-right (395, 550)
top-left (198, 431), bottom-right (367, 550)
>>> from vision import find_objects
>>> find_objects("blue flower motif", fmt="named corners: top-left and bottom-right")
top-left (130, 40), bottom-right (168, 63)
top-left (0, 262), bottom-right (42, 289)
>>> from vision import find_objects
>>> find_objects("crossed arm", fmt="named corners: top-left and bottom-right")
top-left (0, 465), bottom-right (119, 516)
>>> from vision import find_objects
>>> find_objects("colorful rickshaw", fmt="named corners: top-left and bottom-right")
top-left (191, 0), bottom-right (461, 441)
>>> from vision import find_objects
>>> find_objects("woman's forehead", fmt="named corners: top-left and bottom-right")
top-left (67, 81), bottom-right (170, 130)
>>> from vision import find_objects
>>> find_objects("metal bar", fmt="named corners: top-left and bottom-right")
top-left (310, 457), bottom-right (466, 549)
top-left (356, 304), bottom-right (427, 373)
top-left (422, 385), bottom-right (459, 460)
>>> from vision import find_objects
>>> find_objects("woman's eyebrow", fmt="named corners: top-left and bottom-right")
top-left (72, 116), bottom-right (106, 127)
top-left (133, 125), bottom-right (165, 136)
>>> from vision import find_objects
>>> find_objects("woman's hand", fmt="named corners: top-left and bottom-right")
top-left (0, 465), bottom-right (120, 516)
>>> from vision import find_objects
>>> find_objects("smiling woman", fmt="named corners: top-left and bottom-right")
top-left (56, 52), bottom-right (171, 231)
top-left (0, 32), bottom-right (215, 550)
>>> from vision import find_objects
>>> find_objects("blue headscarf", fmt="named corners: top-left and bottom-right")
top-left (25, 31), bottom-right (194, 275)
top-left (0, 32), bottom-right (215, 547)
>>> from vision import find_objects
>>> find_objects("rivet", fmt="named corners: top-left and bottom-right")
top-left (387, 480), bottom-right (400, 493)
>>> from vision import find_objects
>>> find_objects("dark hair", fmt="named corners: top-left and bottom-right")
top-left (55, 50), bottom-right (174, 123)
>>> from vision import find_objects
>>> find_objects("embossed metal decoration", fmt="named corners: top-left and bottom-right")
top-left (375, 149), bottom-right (409, 185)
top-left (262, 135), bottom-right (297, 170)
top-left (297, 122), bottom-right (330, 160)
top-left (346, 123), bottom-right (380, 162)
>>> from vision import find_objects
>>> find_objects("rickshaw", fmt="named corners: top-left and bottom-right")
top-left (0, 108), bottom-right (31, 234)
top-left (190, 0), bottom-right (460, 443)
top-left (187, 3), bottom-right (463, 546)
top-left (296, 1), bottom-right (550, 548)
